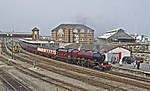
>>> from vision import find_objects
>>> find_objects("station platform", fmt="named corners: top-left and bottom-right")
top-left (112, 62), bottom-right (150, 72)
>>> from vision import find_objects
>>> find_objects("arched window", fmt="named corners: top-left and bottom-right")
top-left (58, 29), bottom-right (63, 33)
top-left (58, 29), bottom-right (64, 36)
top-left (80, 29), bottom-right (85, 32)
top-left (73, 29), bottom-right (78, 32)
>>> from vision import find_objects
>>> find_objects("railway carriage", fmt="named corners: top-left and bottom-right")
top-left (19, 39), bottom-right (112, 71)
top-left (19, 40), bottom-right (38, 53)
top-left (37, 46), bottom-right (58, 58)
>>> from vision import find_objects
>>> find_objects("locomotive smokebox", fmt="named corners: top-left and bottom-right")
top-left (93, 53), bottom-right (105, 63)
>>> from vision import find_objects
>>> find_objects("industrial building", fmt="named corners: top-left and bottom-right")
top-left (98, 28), bottom-right (135, 43)
top-left (51, 24), bottom-right (94, 43)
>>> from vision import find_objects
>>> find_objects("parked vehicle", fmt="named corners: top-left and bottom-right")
top-left (122, 56), bottom-right (144, 64)
top-left (122, 56), bottom-right (135, 64)
top-left (135, 57), bottom-right (144, 63)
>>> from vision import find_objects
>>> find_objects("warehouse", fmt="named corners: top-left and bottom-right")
top-left (98, 28), bottom-right (135, 43)
top-left (104, 46), bottom-right (131, 64)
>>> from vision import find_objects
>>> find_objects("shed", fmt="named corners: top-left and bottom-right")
top-left (98, 28), bottom-right (135, 43)
top-left (104, 46), bottom-right (131, 64)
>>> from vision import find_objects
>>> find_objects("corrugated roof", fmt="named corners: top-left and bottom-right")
top-left (106, 28), bottom-right (124, 33)
top-left (98, 31), bottom-right (117, 39)
top-left (19, 39), bottom-right (51, 44)
top-left (98, 28), bottom-right (124, 39)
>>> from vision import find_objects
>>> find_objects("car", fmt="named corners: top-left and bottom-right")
top-left (135, 57), bottom-right (144, 63)
top-left (122, 56), bottom-right (135, 64)
top-left (122, 56), bottom-right (144, 64)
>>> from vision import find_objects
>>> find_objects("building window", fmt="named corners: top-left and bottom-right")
top-left (58, 29), bottom-right (63, 33)
top-left (80, 29), bottom-right (85, 32)
top-left (58, 29), bottom-right (64, 37)
top-left (73, 29), bottom-right (78, 32)
top-left (80, 34), bottom-right (84, 37)
top-left (74, 34), bottom-right (79, 37)
top-left (84, 30), bottom-right (88, 32)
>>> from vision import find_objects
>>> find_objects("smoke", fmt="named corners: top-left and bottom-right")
top-left (72, 16), bottom-right (88, 24)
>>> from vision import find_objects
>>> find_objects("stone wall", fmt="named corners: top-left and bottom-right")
top-left (122, 44), bottom-right (149, 53)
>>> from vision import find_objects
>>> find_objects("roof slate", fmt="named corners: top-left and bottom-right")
top-left (52, 24), bottom-right (94, 32)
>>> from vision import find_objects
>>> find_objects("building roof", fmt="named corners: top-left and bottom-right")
top-left (98, 28), bottom-right (124, 39)
top-left (52, 24), bottom-right (94, 32)
top-left (19, 39), bottom-right (54, 44)
top-left (32, 27), bottom-right (39, 31)
top-left (0, 32), bottom-right (32, 35)
top-left (105, 46), bottom-right (131, 53)
top-left (98, 31), bottom-right (117, 39)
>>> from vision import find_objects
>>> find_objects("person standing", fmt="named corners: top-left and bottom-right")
top-left (137, 61), bottom-right (140, 69)
top-left (133, 61), bottom-right (136, 69)
top-left (148, 62), bottom-right (150, 70)
top-left (131, 61), bottom-right (135, 69)
top-left (33, 60), bottom-right (36, 68)
top-left (130, 57), bottom-right (135, 69)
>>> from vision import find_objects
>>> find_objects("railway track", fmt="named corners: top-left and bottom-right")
top-left (0, 69), bottom-right (30, 91)
top-left (21, 50), bottom-right (150, 83)
top-left (20, 48), bottom-right (150, 90)
top-left (0, 56), bottom-right (76, 91)
top-left (4, 39), bottom-right (150, 90)
top-left (0, 54), bottom-right (86, 91)
top-left (1, 40), bottom-right (87, 91)
top-left (109, 71), bottom-right (150, 83)
top-left (3, 40), bottom-right (129, 90)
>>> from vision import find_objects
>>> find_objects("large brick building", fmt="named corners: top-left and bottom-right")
top-left (51, 24), bottom-right (94, 43)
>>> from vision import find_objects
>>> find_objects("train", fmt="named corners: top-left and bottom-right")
top-left (19, 39), bottom-right (112, 71)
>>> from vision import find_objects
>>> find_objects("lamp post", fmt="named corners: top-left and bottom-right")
top-left (7, 33), bottom-right (13, 59)
top-left (10, 34), bottom-right (13, 59)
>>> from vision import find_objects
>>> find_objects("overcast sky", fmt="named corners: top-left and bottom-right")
top-left (0, 0), bottom-right (150, 37)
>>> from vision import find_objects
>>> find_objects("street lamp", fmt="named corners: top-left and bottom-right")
top-left (10, 34), bottom-right (13, 59)
top-left (7, 33), bottom-right (13, 59)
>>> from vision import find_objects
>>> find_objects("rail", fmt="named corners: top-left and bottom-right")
top-left (0, 70), bottom-right (30, 91)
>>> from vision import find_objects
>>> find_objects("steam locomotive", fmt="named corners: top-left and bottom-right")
top-left (19, 39), bottom-right (111, 71)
